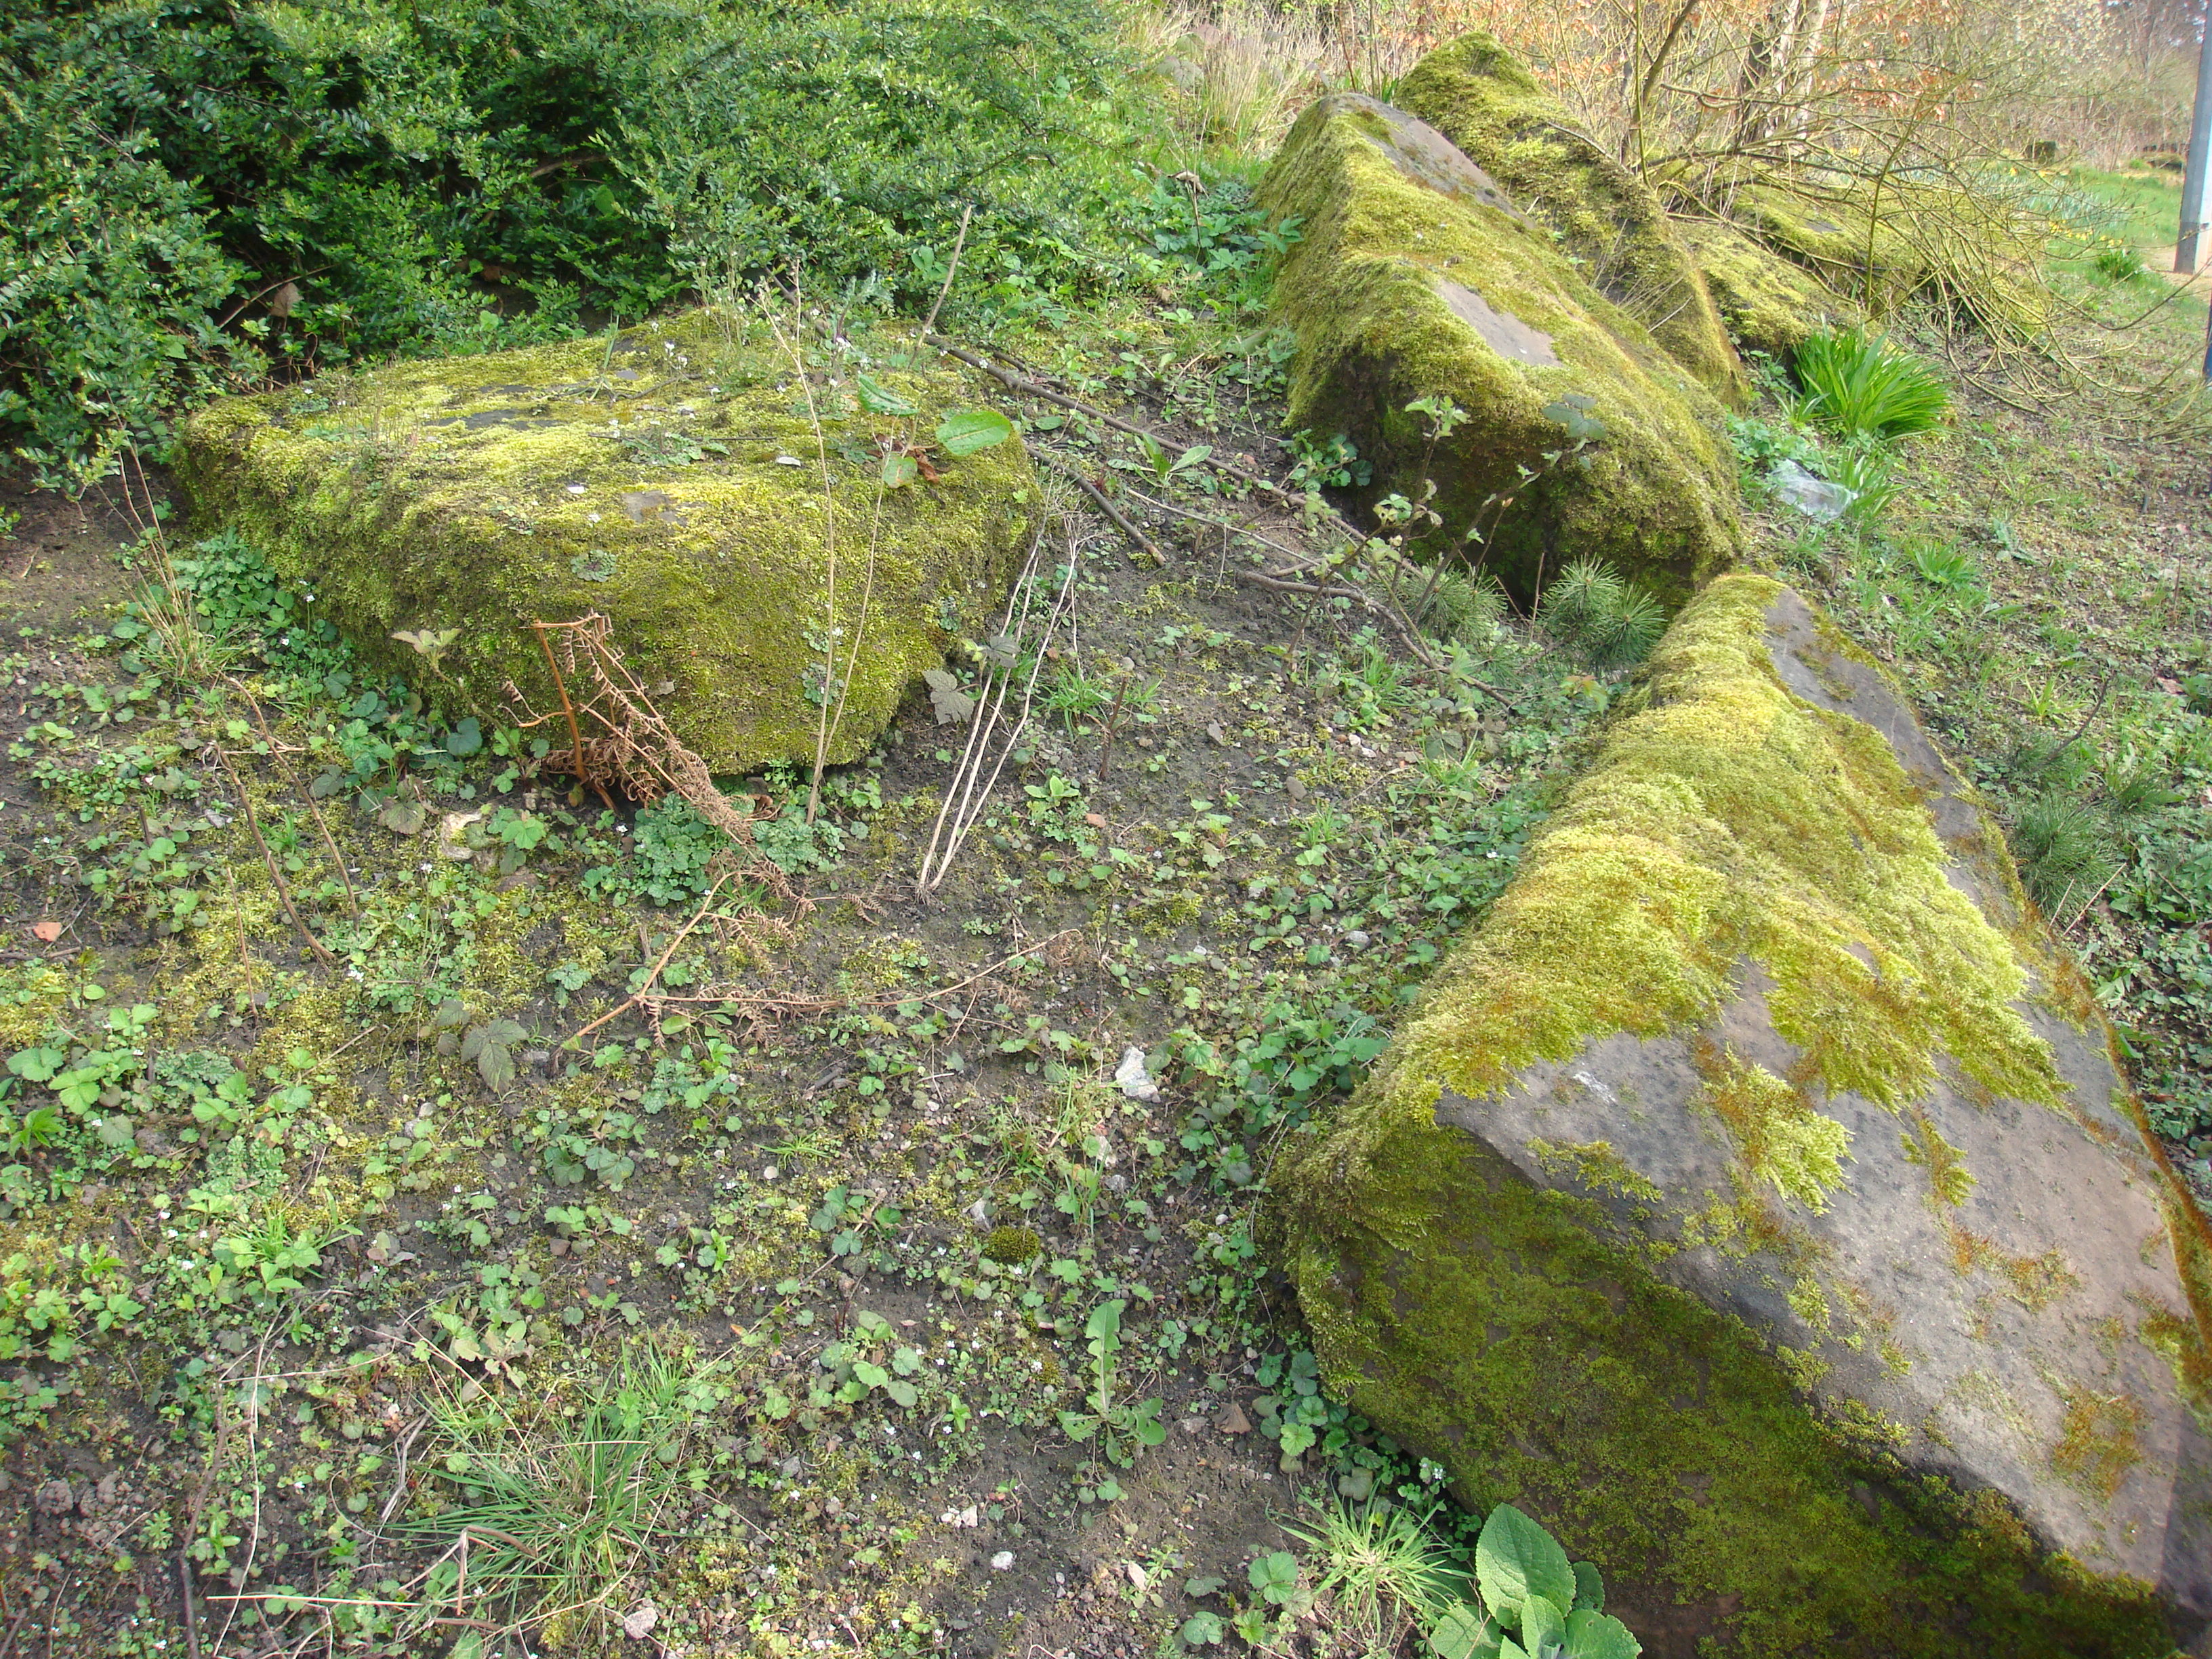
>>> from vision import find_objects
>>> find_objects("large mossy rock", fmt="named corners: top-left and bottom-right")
top-left (1258, 93), bottom-right (1741, 605)
top-left (178, 311), bottom-right (1036, 771)
top-left (1275, 574), bottom-right (2212, 1654)
top-left (1393, 35), bottom-right (1743, 401)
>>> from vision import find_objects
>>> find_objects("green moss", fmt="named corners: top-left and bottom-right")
top-left (1671, 216), bottom-right (1862, 361)
top-left (1725, 184), bottom-right (2049, 342)
top-left (1271, 573), bottom-right (2181, 1653)
top-left (178, 310), bottom-right (1038, 773)
top-left (1693, 1040), bottom-right (1850, 1212)
top-left (1393, 35), bottom-right (1742, 399)
top-left (1259, 97), bottom-right (1742, 604)
top-left (1359, 573), bottom-right (2060, 1115)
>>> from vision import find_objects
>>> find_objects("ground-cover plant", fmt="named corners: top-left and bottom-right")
top-left (1057, 1297), bottom-right (1166, 1482)
top-left (1790, 330), bottom-right (1952, 445)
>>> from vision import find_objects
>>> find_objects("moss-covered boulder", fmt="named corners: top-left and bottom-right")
top-left (1274, 574), bottom-right (2212, 1653)
top-left (1672, 216), bottom-right (1862, 361)
top-left (1393, 35), bottom-right (1742, 400)
top-left (1258, 94), bottom-right (1741, 604)
top-left (178, 310), bottom-right (1036, 771)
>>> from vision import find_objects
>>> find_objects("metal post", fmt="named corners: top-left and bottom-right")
top-left (2181, 9), bottom-right (2212, 272)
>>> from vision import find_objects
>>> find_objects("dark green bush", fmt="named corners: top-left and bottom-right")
top-left (1, 0), bottom-right (1141, 490)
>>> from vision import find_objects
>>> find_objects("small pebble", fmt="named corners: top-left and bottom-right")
top-left (989, 1551), bottom-right (1015, 1571)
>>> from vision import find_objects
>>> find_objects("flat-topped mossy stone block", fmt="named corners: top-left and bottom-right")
top-left (178, 310), bottom-right (1037, 771)
top-left (1274, 573), bottom-right (2211, 1653)
top-left (1258, 91), bottom-right (1742, 606)
top-left (1393, 34), bottom-right (1744, 401)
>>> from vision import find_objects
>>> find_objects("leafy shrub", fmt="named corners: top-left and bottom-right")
top-left (1538, 560), bottom-right (1667, 668)
top-left (1790, 329), bottom-right (1951, 445)
top-left (1, 0), bottom-right (1138, 487)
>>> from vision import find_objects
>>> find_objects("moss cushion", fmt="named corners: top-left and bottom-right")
top-left (1393, 35), bottom-right (1743, 401)
top-left (1258, 92), bottom-right (1742, 605)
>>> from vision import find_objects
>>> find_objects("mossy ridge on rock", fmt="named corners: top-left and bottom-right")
top-left (1671, 216), bottom-right (1862, 362)
top-left (1274, 573), bottom-right (2212, 1652)
top-left (1258, 95), bottom-right (1742, 606)
top-left (1715, 182), bottom-right (2050, 342)
top-left (1393, 34), bottom-right (1743, 401)
top-left (178, 310), bottom-right (1037, 773)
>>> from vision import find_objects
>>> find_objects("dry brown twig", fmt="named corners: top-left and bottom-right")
top-left (504, 613), bottom-right (794, 902)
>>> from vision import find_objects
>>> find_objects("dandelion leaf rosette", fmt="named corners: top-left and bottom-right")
top-left (178, 310), bottom-right (1037, 771)
top-left (1274, 574), bottom-right (2212, 1652)
top-left (1257, 86), bottom-right (1741, 606)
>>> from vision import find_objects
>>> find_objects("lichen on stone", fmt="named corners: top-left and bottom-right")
top-left (178, 309), bottom-right (1038, 773)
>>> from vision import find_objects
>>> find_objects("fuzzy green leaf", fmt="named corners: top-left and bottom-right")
top-left (936, 409), bottom-right (1015, 455)
top-left (1476, 1505), bottom-right (1576, 1624)
top-left (1563, 1610), bottom-right (1639, 1659)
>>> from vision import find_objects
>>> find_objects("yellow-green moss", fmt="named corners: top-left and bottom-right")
top-left (1271, 573), bottom-right (2180, 1653)
top-left (1694, 1042), bottom-right (1850, 1212)
top-left (1725, 183), bottom-right (2050, 342)
top-left (1393, 35), bottom-right (1742, 399)
top-left (1259, 96), bottom-right (1742, 604)
top-left (178, 310), bottom-right (1038, 772)
top-left (1671, 216), bottom-right (1863, 361)
top-left (1366, 573), bottom-right (2060, 1117)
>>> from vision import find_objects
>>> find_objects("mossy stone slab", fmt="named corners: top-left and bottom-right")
top-left (1275, 574), bottom-right (2211, 1653)
top-left (1258, 92), bottom-right (1742, 605)
top-left (178, 310), bottom-right (1037, 771)
top-left (1393, 35), bottom-right (1744, 401)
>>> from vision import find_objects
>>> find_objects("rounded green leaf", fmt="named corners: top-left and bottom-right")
top-left (1570, 1561), bottom-right (1603, 1613)
top-left (1563, 1610), bottom-right (1640, 1659)
top-left (936, 409), bottom-right (1015, 455)
top-left (1426, 1603), bottom-right (1500, 1659)
top-left (1518, 1593), bottom-right (1564, 1656)
top-left (852, 1360), bottom-right (889, 1388)
top-left (1180, 1612), bottom-right (1224, 1647)
top-left (1477, 1504), bottom-right (1576, 1622)
top-left (884, 1378), bottom-right (918, 1408)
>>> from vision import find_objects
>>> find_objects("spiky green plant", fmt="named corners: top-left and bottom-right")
top-left (2010, 794), bottom-right (2114, 920)
top-left (1791, 330), bottom-right (1951, 444)
top-left (1283, 1498), bottom-right (1465, 1649)
top-left (1540, 559), bottom-right (1668, 668)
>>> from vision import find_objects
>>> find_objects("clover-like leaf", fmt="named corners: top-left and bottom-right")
top-left (880, 451), bottom-right (920, 489)
top-left (1180, 1612), bottom-right (1224, 1647)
